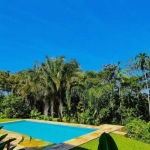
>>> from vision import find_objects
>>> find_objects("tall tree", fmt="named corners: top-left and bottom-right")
top-left (0, 70), bottom-right (10, 93)
top-left (135, 53), bottom-right (150, 118)
top-left (41, 56), bottom-right (81, 120)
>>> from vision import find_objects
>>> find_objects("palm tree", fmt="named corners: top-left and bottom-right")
top-left (11, 63), bottom-right (45, 110)
top-left (41, 56), bottom-right (81, 120)
top-left (135, 53), bottom-right (150, 118)
top-left (61, 59), bottom-right (82, 119)
top-left (41, 56), bottom-right (60, 117)
top-left (0, 70), bottom-right (11, 93)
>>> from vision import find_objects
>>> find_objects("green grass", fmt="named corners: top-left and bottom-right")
top-left (72, 133), bottom-right (150, 150)
top-left (0, 118), bottom-right (20, 122)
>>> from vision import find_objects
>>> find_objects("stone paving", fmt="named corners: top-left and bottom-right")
top-left (0, 119), bottom-right (125, 150)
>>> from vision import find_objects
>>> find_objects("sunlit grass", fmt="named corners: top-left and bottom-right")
top-left (0, 118), bottom-right (20, 123)
top-left (72, 133), bottom-right (150, 150)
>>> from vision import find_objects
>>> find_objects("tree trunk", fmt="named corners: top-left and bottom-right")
top-left (51, 98), bottom-right (54, 118)
top-left (44, 99), bottom-right (49, 116)
top-left (144, 73), bottom-right (150, 118)
top-left (149, 99), bottom-right (150, 118)
top-left (58, 97), bottom-right (63, 121)
top-left (119, 85), bottom-right (123, 124)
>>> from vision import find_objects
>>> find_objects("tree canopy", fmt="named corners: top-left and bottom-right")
top-left (0, 53), bottom-right (150, 125)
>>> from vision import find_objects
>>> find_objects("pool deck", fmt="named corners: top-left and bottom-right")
top-left (0, 119), bottom-right (125, 150)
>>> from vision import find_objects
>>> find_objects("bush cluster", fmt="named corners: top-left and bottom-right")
top-left (30, 109), bottom-right (52, 121)
top-left (126, 119), bottom-right (150, 144)
top-left (1, 94), bottom-right (31, 118)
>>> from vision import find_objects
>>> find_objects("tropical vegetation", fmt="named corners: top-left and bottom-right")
top-left (126, 119), bottom-right (150, 144)
top-left (0, 53), bottom-right (150, 145)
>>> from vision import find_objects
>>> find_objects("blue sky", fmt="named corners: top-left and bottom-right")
top-left (0, 0), bottom-right (150, 72)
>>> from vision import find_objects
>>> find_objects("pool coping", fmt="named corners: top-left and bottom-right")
top-left (0, 119), bottom-right (125, 150)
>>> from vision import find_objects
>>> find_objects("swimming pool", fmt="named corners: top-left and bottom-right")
top-left (0, 120), bottom-right (97, 144)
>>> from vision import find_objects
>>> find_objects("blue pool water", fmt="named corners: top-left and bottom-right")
top-left (0, 120), bottom-right (97, 144)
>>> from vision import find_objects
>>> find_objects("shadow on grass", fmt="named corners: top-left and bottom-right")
top-left (49, 143), bottom-right (92, 150)
top-left (71, 147), bottom-right (89, 150)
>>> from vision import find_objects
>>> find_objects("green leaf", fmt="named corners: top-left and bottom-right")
top-left (9, 146), bottom-right (16, 150)
top-left (0, 144), bottom-right (5, 149)
top-left (98, 132), bottom-right (118, 150)
top-left (0, 138), bottom-right (16, 146)
top-left (0, 138), bottom-right (17, 150)
top-left (0, 134), bottom-right (8, 141)
top-left (5, 138), bottom-right (16, 143)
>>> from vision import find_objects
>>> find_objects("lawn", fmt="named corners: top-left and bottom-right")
top-left (0, 118), bottom-right (20, 122)
top-left (72, 133), bottom-right (150, 150)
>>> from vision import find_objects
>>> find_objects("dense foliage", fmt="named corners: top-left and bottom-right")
top-left (0, 95), bottom-right (30, 118)
top-left (126, 119), bottom-right (150, 144)
top-left (0, 53), bottom-right (150, 126)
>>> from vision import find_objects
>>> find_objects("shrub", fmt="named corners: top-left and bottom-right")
top-left (30, 110), bottom-right (52, 121)
top-left (126, 119), bottom-right (150, 144)
top-left (52, 118), bottom-right (60, 122)
top-left (0, 112), bottom-right (6, 119)
top-left (38, 115), bottom-right (44, 120)
top-left (30, 109), bottom-right (41, 119)
top-left (44, 115), bottom-right (52, 121)
top-left (39, 115), bottom-right (52, 121)
top-left (1, 94), bottom-right (31, 118)
top-left (62, 117), bottom-right (67, 122)
top-left (4, 108), bottom-right (14, 118)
